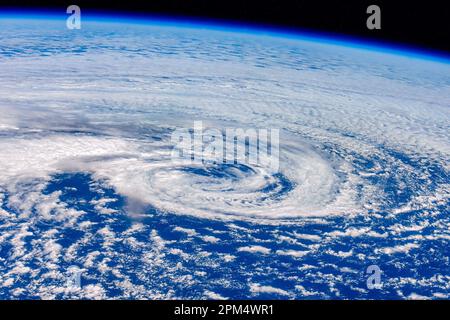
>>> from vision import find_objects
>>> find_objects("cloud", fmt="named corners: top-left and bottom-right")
top-left (250, 283), bottom-right (290, 297)
top-left (238, 245), bottom-right (271, 254)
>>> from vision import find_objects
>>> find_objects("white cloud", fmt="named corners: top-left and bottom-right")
top-left (238, 245), bottom-right (271, 254)
top-left (377, 243), bottom-right (420, 255)
top-left (201, 235), bottom-right (220, 243)
top-left (276, 249), bottom-right (308, 258)
top-left (250, 284), bottom-right (290, 296)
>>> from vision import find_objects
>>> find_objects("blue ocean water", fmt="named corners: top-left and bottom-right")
top-left (1, 166), bottom-right (447, 299)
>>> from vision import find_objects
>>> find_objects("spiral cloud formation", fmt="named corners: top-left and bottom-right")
top-left (0, 17), bottom-right (449, 299)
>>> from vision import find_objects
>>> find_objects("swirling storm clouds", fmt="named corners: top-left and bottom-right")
top-left (0, 17), bottom-right (449, 299)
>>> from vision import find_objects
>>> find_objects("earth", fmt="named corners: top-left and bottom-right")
top-left (0, 13), bottom-right (449, 299)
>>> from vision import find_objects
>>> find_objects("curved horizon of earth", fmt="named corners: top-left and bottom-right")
top-left (0, 13), bottom-right (449, 299)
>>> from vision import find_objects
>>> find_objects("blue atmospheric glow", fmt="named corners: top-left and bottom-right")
top-left (0, 8), bottom-right (449, 64)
